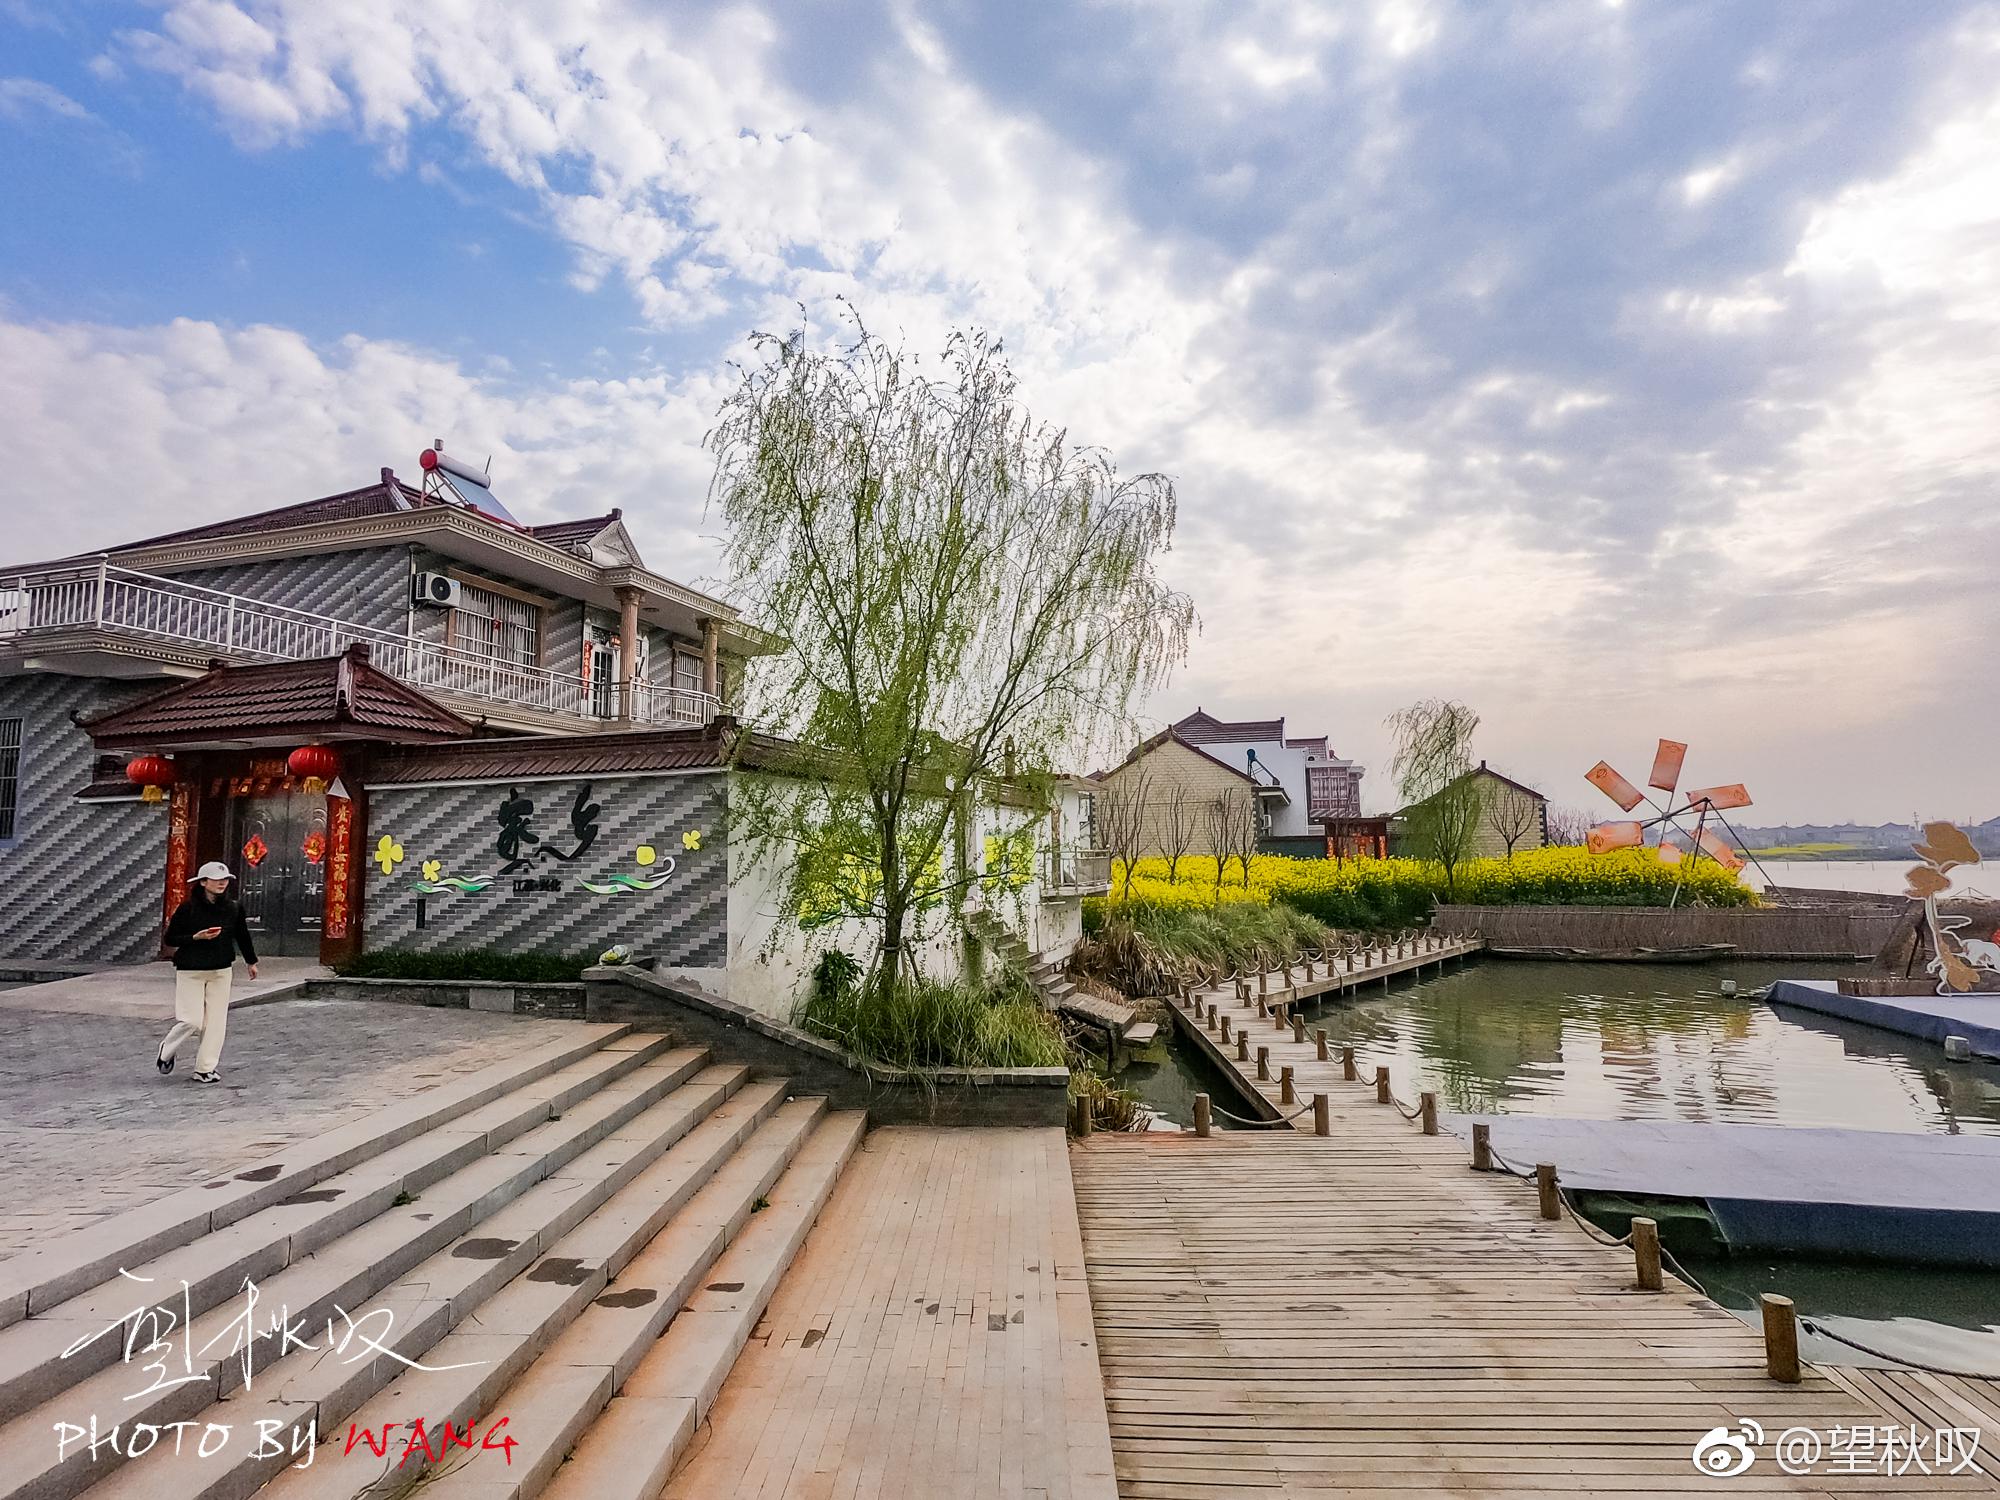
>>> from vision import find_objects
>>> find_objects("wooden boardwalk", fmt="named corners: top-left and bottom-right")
top-left (1087, 984), bottom-right (2000, 1495)
top-left (1189, 933), bottom-right (1483, 1020)
top-left (664, 1126), bottom-right (1117, 1500)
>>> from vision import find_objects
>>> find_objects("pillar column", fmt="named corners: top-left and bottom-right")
top-left (616, 587), bottom-right (642, 723)
top-left (699, 616), bottom-right (721, 701)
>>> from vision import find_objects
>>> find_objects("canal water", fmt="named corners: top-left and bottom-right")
top-left (1121, 958), bottom-right (2000, 1374)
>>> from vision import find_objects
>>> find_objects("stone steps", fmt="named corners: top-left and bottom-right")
top-left (4, 1042), bottom-right (725, 1500)
top-left (539, 1108), bottom-right (867, 1500)
top-left (0, 1031), bottom-right (684, 1426)
top-left (0, 1024), bottom-right (641, 1328)
top-left (5, 1019), bottom-right (868, 1500)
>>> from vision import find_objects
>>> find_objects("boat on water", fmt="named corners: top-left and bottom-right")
top-left (1487, 942), bottom-right (1738, 964)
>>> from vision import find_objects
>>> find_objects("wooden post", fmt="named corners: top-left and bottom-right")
top-left (1257, 1046), bottom-right (1270, 1081)
top-left (1535, 1162), bottom-right (1559, 1220)
top-left (1313, 1093), bottom-right (1330, 1136)
top-left (1074, 1096), bottom-right (1093, 1138)
top-left (1280, 1066), bottom-right (1295, 1104)
top-left (1206, 1006), bottom-right (1217, 1033)
top-left (1292, 1015), bottom-right (1306, 1044)
top-left (1258, 969), bottom-right (1268, 997)
top-left (1374, 1066), bottom-right (1391, 1104)
top-left (1273, 1008), bottom-right (1286, 1032)
top-left (1237, 1033), bottom-right (1249, 1062)
top-left (1632, 1217), bottom-right (1662, 1291)
top-left (1257, 998), bottom-right (1268, 1018)
top-left (1220, 1015), bottom-right (1232, 1042)
top-left (1761, 1294), bottom-right (1801, 1383)
top-left (1471, 1122), bottom-right (1492, 1171)
top-left (1342, 1046), bottom-right (1357, 1082)
top-left (1194, 1094), bottom-right (1212, 1139)
top-left (1419, 1092), bottom-right (1438, 1136)
top-left (1315, 1028), bottom-right (1329, 1061)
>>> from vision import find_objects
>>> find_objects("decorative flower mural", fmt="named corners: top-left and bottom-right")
top-left (681, 829), bottom-right (703, 851)
top-left (373, 836), bottom-right (404, 875)
top-left (636, 844), bottom-right (658, 866)
top-left (422, 859), bottom-right (442, 883)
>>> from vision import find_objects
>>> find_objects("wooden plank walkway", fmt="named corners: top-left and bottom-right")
top-left (663, 1126), bottom-right (1117, 1500)
top-left (1104, 986), bottom-right (2000, 1494)
top-left (1185, 933), bottom-right (1484, 1019)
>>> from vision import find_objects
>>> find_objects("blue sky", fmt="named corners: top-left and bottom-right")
top-left (3, 0), bottom-right (1997, 822)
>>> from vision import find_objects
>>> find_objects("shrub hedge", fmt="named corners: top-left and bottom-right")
top-left (334, 949), bottom-right (597, 984)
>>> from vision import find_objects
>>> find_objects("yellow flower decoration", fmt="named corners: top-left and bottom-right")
top-left (636, 845), bottom-right (657, 867)
top-left (681, 829), bottom-right (703, 852)
top-left (374, 836), bottom-right (405, 875)
top-left (421, 859), bottom-right (442, 882)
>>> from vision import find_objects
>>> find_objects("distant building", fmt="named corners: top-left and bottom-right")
top-left (1393, 761), bottom-right (1549, 860)
top-left (1094, 709), bottom-right (1389, 860)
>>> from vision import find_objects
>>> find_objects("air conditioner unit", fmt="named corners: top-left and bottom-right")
top-left (412, 572), bottom-right (462, 609)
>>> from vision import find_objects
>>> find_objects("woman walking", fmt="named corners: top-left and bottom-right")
top-left (157, 861), bottom-right (259, 1083)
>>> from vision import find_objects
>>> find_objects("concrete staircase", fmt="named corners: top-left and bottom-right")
top-left (0, 1021), bottom-right (865, 1500)
top-left (966, 910), bottom-right (1156, 1049)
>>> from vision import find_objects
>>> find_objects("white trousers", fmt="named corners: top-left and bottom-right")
top-left (163, 967), bottom-right (233, 1073)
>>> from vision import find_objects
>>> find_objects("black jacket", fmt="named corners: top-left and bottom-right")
top-left (164, 891), bottom-right (259, 971)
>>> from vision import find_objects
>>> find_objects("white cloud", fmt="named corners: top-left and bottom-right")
top-left (0, 76), bottom-right (96, 123)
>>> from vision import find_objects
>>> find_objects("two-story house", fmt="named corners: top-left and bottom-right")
top-left (0, 449), bottom-right (1106, 1021)
top-left (1094, 709), bottom-right (1390, 860)
top-left (0, 449), bottom-right (762, 968)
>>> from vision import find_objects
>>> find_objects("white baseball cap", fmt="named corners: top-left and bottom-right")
top-left (191, 861), bottom-right (234, 882)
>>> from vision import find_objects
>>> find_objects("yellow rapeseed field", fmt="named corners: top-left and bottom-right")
top-left (1098, 846), bottom-right (1753, 923)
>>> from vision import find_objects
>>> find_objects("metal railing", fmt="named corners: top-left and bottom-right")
top-left (1043, 848), bottom-right (1112, 895)
top-left (0, 559), bottom-right (720, 729)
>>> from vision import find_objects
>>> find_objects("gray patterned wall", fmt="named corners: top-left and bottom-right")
top-left (362, 771), bottom-right (728, 962)
top-left (0, 675), bottom-right (168, 963)
top-left (169, 547), bottom-right (415, 637)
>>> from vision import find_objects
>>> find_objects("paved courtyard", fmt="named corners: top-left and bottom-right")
top-left (0, 977), bottom-right (575, 1257)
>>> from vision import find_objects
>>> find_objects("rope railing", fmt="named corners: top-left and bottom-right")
top-left (1797, 1318), bottom-right (2000, 1381)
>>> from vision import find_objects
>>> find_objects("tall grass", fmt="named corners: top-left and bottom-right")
top-left (1074, 900), bottom-right (1334, 998)
top-left (793, 962), bottom-right (1066, 1070)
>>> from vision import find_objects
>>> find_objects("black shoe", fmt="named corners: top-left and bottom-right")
top-left (156, 1045), bottom-right (175, 1075)
top-left (190, 1071), bottom-right (221, 1084)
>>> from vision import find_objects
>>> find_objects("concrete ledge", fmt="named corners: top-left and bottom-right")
top-left (1435, 902), bottom-right (1900, 960)
top-left (1768, 977), bottom-right (2000, 1060)
top-left (581, 966), bottom-right (1070, 1128)
top-left (301, 976), bottom-right (586, 1019)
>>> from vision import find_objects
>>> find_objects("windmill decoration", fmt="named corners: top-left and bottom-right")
top-left (1581, 739), bottom-right (1768, 903)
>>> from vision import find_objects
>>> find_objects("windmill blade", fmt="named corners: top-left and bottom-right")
top-left (1587, 821), bottom-right (1645, 853)
top-left (1585, 761), bottom-right (1646, 812)
top-left (1656, 840), bottom-right (1682, 864)
top-left (1696, 828), bottom-right (1747, 871)
top-left (1648, 740), bottom-right (1688, 793)
top-left (1686, 783), bottom-right (1752, 811)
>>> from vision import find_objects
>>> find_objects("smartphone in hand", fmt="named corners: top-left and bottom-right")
top-left (194, 926), bottom-right (224, 941)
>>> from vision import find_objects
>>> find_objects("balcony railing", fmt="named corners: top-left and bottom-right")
top-left (0, 560), bottom-right (720, 730)
top-left (1043, 848), bottom-right (1112, 895)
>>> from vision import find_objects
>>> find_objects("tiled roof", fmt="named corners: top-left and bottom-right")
top-left (109, 477), bottom-right (432, 552)
top-left (1172, 709), bottom-right (1288, 744)
top-left (78, 647), bottom-right (476, 748)
top-left (1093, 727), bottom-right (1256, 784)
top-left (530, 512), bottom-right (621, 545)
top-left (370, 722), bottom-right (734, 785)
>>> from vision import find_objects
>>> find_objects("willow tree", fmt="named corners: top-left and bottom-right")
top-left (1387, 698), bottom-right (1486, 895)
top-left (710, 319), bottom-right (1194, 1004)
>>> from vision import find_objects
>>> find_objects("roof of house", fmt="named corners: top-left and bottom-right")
top-left (1093, 726), bottom-right (1286, 795)
top-left (369, 721), bottom-right (737, 784)
top-left (108, 475), bottom-right (430, 553)
top-left (77, 645), bottom-right (477, 749)
top-left (529, 511), bottom-right (623, 546)
top-left (1172, 709), bottom-right (1287, 745)
top-left (1394, 761), bottom-right (1549, 816)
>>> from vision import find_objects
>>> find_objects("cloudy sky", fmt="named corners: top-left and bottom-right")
top-left (2, 1), bottom-right (1996, 824)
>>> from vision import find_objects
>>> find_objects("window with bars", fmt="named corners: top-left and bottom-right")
top-left (449, 580), bottom-right (541, 666)
top-left (672, 649), bottom-right (703, 695)
top-left (0, 718), bottom-right (20, 841)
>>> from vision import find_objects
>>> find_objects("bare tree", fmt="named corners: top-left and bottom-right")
top-left (1160, 778), bottom-right (1202, 884)
top-left (1491, 790), bottom-right (1543, 860)
top-left (1096, 766), bottom-right (1154, 898)
top-left (1386, 698), bottom-right (1486, 896)
top-left (1546, 804), bottom-right (1591, 846)
top-left (1205, 785), bottom-right (1259, 894)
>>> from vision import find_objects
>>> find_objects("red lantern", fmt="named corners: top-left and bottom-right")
top-left (125, 754), bottom-right (176, 805)
top-left (287, 744), bottom-right (340, 794)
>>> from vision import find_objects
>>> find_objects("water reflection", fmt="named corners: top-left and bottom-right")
top-left (1295, 961), bottom-right (2000, 1136)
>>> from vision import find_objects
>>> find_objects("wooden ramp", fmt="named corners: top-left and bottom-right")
top-left (663, 1126), bottom-right (1117, 1500)
top-left (1072, 1089), bottom-right (2000, 1496)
